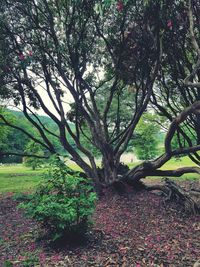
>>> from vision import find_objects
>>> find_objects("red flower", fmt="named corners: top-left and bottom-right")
top-left (19, 54), bottom-right (25, 60)
top-left (167, 20), bottom-right (172, 29)
top-left (117, 1), bottom-right (123, 12)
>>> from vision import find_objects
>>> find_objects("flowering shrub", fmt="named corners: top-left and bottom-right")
top-left (20, 157), bottom-right (97, 241)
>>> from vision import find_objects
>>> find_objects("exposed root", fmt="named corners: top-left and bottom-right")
top-left (146, 178), bottom-right (200, 215)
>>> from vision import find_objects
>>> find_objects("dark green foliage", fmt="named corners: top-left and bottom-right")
top-left (20, 157), bottom-right (97, 241)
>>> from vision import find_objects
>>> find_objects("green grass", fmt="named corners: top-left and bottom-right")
top-left (160, 156), bottom-right (197, 169)
top-left (0, 162), bottom-right (83, 193)
top-left (0, 164), bottom-right (43, 193)
top-left (0, 156), bottom-right (199, 193)
top-left (160, 156), bottom-right (199, 180)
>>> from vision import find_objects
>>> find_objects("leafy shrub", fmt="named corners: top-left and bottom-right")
top-left (20, 157), bottom-right (97, 241)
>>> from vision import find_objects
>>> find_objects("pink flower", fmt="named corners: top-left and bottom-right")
top-left (39, 253), bottom-right (46, 264)
top-left (28, 243), bottom-right (36, 251)
top-left (80, 255), bottom-right (88, 261)
top-left (117, 1), bottom-right (123, 12)
top-left (51, 254), bottom-right (61, 262)
top-left (18, 255), bottom-right (26, 261)
top-left (28, 51), bottom-right (33, 56)
top-left (167, 20), bottom-right (172, 29)
top-left (19, 54), bottom-right (25, 60)
top-left (136, 264), bottom-right (141, 267)
top-left (156, 235), bottom-right (161, 242)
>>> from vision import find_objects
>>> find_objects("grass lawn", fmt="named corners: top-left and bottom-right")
top-left (0, 164), bottom-right (43, 193)
top-left (0, 156), bottom-right (199, 193)
top-left (0, 162), bottom-right (83, 193)
top-left (160, 156), bottom-right (199, 180)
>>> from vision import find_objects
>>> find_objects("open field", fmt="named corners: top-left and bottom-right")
top-left (0, 165), bottom-right (44, 193)
top-left (0, 156), bottom-right (199, 193)
top-left (0, 162), bottom-right (83, 193)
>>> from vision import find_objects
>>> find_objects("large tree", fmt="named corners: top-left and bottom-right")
top-left (0, 0), bottom-right (200, 193)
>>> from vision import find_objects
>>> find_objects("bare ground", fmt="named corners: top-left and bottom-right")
top-left (0, 181), bottom-right (199, 267)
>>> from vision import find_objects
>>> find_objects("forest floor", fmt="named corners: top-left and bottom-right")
top-left (0, 180), bottom-right (200, 267)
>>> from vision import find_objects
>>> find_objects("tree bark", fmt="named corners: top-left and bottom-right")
top-left (102, 148), bottom-right (119, 185)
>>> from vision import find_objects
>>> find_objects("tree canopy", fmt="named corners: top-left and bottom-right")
top-left (0, 0), bottom-right (200, 193)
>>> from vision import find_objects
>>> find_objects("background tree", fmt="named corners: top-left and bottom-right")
top-left (24, 140), bottom-right (44, 170)
top-left (133, 113), bottom-right (160, 160)
top-left (0, 108), bottom-right (68, 163)
top-left (0, 108), bottom-right (31, 162)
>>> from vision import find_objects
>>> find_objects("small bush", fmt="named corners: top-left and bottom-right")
top-left (20, 157), bottom-right (97, 241)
